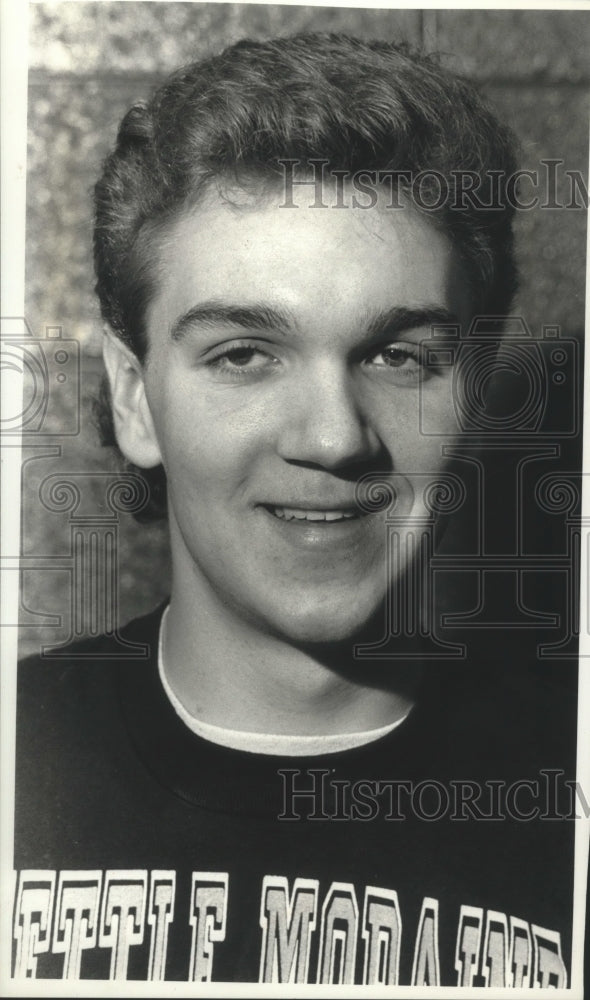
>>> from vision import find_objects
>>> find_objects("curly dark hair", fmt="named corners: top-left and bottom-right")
top-left (93, 32), bottom-right (520, 520)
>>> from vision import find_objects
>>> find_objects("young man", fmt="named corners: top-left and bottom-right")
top-left (13, 34), bottom-right (577, 986)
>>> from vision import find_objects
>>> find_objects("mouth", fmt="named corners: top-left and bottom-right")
top-left (262, 505), bottom-right (362, 523)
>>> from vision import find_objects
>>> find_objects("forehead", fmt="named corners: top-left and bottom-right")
top-left (148, 183), bottom-right (469, 336)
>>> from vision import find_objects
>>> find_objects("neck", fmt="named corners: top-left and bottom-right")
top-left (162, 577), bottom-right (420, 738)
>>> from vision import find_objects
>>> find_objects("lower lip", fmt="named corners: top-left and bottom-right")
top-left (257, 505), bottom-right (375, 549)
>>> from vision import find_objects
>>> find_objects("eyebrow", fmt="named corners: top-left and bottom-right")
top-left (366, 306), bottom-right (460, 339)
top-left (170, 301), bottom-right (294, 342)
top-left (169, 300), bottom-right (459, 343)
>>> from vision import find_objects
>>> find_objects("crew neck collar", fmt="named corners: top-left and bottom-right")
top-left (157, 606), bottom-right (412, 756)
top-left (114, 603), bottom-right (437, 816)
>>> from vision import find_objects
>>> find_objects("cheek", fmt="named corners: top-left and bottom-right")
top-left (419, 381), bottom-right (459, 436)
top-left (156, 400), bottom-right (267, 498)
top-left (378, 394), bottom-right (457, 465)
top-left (147, 363), bottom-right (282, 474)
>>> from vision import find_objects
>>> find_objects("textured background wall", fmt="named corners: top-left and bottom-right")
top-left (18, 3), bottom-right (589, 656)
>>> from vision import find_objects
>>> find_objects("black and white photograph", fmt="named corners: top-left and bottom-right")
top-left (1, 1), bottom-right (589, 993)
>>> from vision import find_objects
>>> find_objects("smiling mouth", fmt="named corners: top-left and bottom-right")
top-left (265, 505), bottom-right (361, 522)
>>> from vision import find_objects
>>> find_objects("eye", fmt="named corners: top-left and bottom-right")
top-left (204, 342), bottom-right (280, 380)
top-left (368, 341), bottom-right (429, 382)
top-left (373, 345), bottom-right (420, 368)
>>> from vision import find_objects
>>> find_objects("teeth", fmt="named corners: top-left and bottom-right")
top-left (271, 507), bottom-right (357, 522)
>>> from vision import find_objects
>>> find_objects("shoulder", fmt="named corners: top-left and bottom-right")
top-left (14, 604), bottom-right (167, 868)
top-left (18, 603), bottom-right (165, 681)
top-left (420, 654), bottom-right (578, 780)
top-left (16, 603), bottom-right (166, 754)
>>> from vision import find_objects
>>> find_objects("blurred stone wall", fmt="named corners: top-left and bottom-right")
top-left (18, 4), bottom-right (588, 656)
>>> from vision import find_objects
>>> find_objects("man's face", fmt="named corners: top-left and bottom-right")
top-left (139, 184), bottom-right (470, 644)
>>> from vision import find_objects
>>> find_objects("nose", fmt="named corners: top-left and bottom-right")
top-left (276, 365), bottom-right (383, 470)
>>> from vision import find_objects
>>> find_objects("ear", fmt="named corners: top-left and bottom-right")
top-left (102, 331), bottom-right (162, 469)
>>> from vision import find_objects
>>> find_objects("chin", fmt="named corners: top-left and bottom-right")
top-left (265, 594), bottom-right (384, 648)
